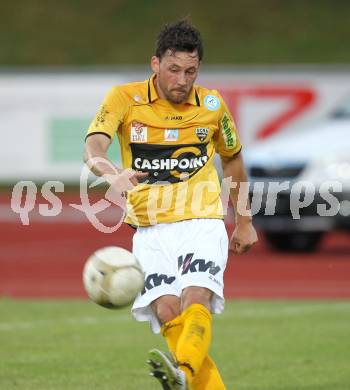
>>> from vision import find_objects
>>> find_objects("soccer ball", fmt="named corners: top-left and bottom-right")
top-left (83, 246), bottom-right (144, 308)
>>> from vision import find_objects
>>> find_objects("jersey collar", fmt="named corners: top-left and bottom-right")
top-left (147, 74), bottom-right (200, 106)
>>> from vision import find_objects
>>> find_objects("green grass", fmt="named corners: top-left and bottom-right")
top-left (1, 0), bottom-right (350, 65)
top-left (0, 299), bottom-right (349, 389)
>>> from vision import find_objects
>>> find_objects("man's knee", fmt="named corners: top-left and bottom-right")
top-left (181, 286), bottom-right (213, 311)
top-left (151, 295), bottom-right (181, 325)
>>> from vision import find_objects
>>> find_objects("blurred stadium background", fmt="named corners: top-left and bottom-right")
top-left (1, 1), bottom-right (350, 389)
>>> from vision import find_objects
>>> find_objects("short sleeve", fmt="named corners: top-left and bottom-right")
top-left (86, 86), bottom-right (128, 141)
top-left (213, 92), bottom-right (242, 157)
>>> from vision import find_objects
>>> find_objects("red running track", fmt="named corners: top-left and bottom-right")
top-left (1, 217), bottom-right (350, 299)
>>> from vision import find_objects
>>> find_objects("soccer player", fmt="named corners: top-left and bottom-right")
top-left (84, 20), bottom-right (257, 390)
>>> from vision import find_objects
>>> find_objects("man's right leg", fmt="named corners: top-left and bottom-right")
top-left (152, 295), bottom-right (181, 327)
top-left (148, 295), bottom-right (188, 389)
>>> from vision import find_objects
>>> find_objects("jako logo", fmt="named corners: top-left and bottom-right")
top-left (178, 253), bottom-right (221, 275)
top-left (141, 273), bottom-right (176, 295)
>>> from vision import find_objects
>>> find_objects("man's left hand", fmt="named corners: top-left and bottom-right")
top-left (229, 222), bottom-right (258, 255)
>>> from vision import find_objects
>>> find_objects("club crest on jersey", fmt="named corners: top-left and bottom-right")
top-left (204, 95), bottom-right (220, 111)
top-left (164, 129), bottom-right (179, 141)
top-left (196, 127), bottom-right (209, 142)
top-left (131, 121), bottom-right (147, 143)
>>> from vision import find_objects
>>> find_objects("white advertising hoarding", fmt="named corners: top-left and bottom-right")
top-left (1, 68), bottom-right (350, 181)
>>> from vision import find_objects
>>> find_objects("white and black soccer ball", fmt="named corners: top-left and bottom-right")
top-left (83, 246), bottom-right (144, 309)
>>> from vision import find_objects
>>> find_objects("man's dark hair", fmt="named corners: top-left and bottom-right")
top-left (155, 20), bottom-right (203, 61)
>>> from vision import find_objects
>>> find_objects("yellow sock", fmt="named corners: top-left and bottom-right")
top-left (191, 356), bottom-right (227, 390)
top-left (175, 304), bottom-right (212, 385)
top-left (161, 311), bottom-right (226, 389)
top-left (161, 315), bottom-right (183, 357)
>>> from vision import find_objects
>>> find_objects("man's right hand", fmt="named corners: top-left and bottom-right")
top-left (104, 169), bottom-right (148, 207)
top-left (84, 134), bottom-right (148, 208)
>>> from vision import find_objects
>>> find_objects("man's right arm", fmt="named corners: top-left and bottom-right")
top-left (84, 133), bottom-right (148, 189)
top-left (84, 133), bottom-right (118, 178)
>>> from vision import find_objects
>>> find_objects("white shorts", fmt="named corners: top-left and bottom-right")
top-left (131, 218), bottom-right (229, 333)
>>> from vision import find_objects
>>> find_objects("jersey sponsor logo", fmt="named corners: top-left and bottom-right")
top-left (94, 105), bottom-right (109, 127)
top-left (134, 155), bottom-right (207, 171)
top-left (164, 129), bottom-right (179, 142)
top-left (131, 143), bottom-right (209, 184)
top-left (178, 253), bottom-right (221, 276)
top-left (141, 273), bottom-right (176, 295)
top-left (131, 121), bottom-right (147, 142)
top-left (220, 113), bottom-right (236, 149)
top-left (165, 115), bottom-right (183, 120)
top-left (204, 95), bottom-right (220, 111)
top-left (195, 127), bottom-right (209, 142)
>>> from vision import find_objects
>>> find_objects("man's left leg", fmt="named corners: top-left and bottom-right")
top-left (151, 286), bottom-right (226, 389)
top-left (173, 286), bottom-right (212, 386)
top-left (146, 219), bottom-right (228, 388)
top-left (173, 286), bottom-right (226, 389)
top-left (161, 312), bottom-right (226, 389)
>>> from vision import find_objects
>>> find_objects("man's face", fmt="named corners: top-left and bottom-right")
top-left (151, 50), bottom-right (200, 104)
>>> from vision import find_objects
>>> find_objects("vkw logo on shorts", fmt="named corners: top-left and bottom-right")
top-left (204, 95), bottom-right (220, 111)
top-left (177, 253), bottom-right (221, 276)
top-left (141, 273), bottom-right (176, 295)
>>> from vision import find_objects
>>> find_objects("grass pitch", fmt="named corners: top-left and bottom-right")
top-left (0, 299), bottom-right (349, 390)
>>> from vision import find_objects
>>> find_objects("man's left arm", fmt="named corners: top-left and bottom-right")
top-left (221, 153), bottom-right (258, 254)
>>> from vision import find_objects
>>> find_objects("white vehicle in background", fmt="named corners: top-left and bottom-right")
top-left (244, 98), bottom-right (350, 252)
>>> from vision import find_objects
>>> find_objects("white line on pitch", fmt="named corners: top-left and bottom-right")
top-left (222, 301), bottom-right (350, 319)
top-left (0, 314), bottom-right (131, 332)
top-left (1, 302), bottom-right (349, 332)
